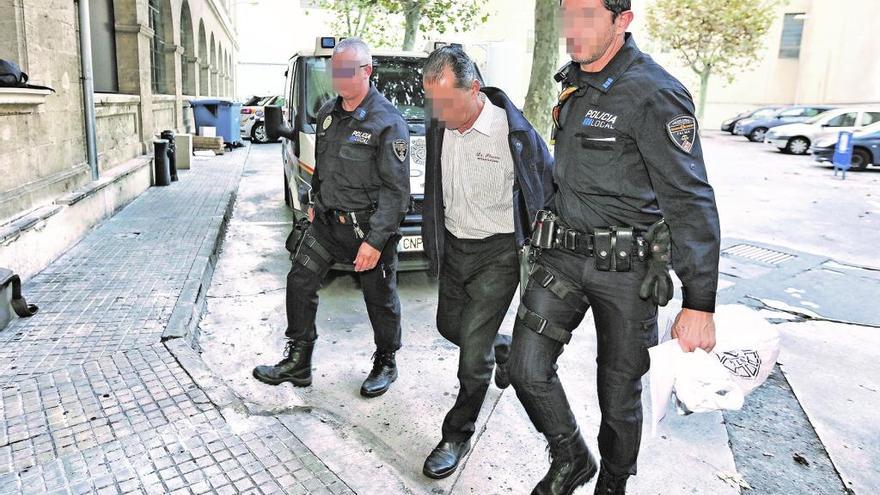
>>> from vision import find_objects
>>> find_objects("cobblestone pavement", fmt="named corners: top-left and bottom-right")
top-left (0, 146), bottom-right (352, 495)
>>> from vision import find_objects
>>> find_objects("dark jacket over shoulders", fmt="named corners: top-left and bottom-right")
top-left (422, 87), bottom-right (555, 276)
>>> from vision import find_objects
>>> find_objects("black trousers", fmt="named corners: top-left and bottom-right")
top-left (508, 247), bottom-right (658, 477)
top-left (285, 216), bottom-right (402, 352)
top-left (438, 230), bottom-right (520, 442)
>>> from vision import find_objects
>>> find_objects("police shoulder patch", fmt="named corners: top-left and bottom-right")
top-left (392, 139), bottom-right (408, 162)
top-left (666, 115), bottom-right (697, 154)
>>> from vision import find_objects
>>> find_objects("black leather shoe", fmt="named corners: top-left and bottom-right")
top-left (252, 339), bottom-right (314, 387)
top-left (594, 468), bottom-right (628, 495)
top-left (532, 427), bottom-right (598, 495)
top-left (360, 351), bottom-right (398, 397)
top-left (422, 440), bottom-right (471, 479)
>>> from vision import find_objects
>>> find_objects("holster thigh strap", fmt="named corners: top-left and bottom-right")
top-left (517, 304), bottom-right (572, 345)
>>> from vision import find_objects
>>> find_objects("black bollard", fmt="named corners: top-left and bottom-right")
top-left (153, 139), bottom-right (172, 186)
top-left (160, 130), bottom-right (177, 181)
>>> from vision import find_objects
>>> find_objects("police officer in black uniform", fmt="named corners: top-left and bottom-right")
top-left (253, 38), bottom-right (411, 398)
top-left (508, 1), bottom-right (721, 494)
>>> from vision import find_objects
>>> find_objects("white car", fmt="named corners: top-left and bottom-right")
top-left (240, 95), bottom-right (285, 144)
top-left (765, 106), bottom-right (880, 154)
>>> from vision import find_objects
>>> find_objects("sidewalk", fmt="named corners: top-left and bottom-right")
top-left (0, 146), bottom-right (352, 495)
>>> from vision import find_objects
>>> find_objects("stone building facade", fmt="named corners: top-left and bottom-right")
top-left (0, 0), bottom-right (237, 279)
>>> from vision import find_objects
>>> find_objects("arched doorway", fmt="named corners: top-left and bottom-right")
top-left (179, 1), bottom-right (195, 96)
top-left (197, 20), bottom-right (208, 96)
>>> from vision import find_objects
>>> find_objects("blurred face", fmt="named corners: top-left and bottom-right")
top-left (331, 48), bottom-right (372, 100)
top-left (424, 67), bottom-right (481, 130)
top-left (560, 0), bottom-right (632, 65)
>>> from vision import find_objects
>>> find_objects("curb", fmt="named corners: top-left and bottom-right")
top-left (161, 172), bottom-right (240, 347)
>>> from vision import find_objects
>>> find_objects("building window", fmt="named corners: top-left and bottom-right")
top-left (779, 13), bottom-right (805, 59)
top-left (89, 0), bottom-right (118, 92)
top-left (148, 0), bottom-right (168, 93)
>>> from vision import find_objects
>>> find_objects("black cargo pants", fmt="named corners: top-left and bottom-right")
top-left (284, 213), bottom-right (402, 352)
top-left (508, 247), bottom-right (658, 477)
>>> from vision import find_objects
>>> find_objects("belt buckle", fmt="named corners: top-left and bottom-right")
top-left (535, 318), bottom-right (548, 334)
top-left (564, 229), bottom-right (577, 250)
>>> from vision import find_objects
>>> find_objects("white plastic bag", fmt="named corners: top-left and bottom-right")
top-left (648, 304), bottom-right (780, 435)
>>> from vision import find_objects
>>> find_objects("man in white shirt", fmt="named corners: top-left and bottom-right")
top-left (420, 45), bottom-right (555, 479)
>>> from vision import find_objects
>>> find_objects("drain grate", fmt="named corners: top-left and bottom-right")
top-left (722, 244), bottom-right (797, 265)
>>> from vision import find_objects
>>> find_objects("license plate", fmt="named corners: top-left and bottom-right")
top-left (398, 235), bottom-right (423, 253)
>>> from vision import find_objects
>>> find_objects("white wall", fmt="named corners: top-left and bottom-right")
top-left (234, 0), bottom-right (335, 99)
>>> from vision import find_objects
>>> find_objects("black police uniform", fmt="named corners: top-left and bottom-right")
top-left (508, 34), bottom-right (721, 480)
top-left (286, 85), bottom-right (411, 352)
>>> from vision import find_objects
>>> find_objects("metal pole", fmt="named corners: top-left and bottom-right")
top-left (76, 0), bottom-right (100, 181)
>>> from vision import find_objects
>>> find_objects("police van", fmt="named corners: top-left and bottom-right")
top-left (268, 37), bottom-right (440, 271)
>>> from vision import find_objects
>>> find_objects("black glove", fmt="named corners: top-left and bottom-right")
top-left (639, 219), bottom-right (674, 306)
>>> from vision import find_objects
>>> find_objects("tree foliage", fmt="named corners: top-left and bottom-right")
top-left (313, 0), bottom-right (489, 50)
top-left (645, 0), bottom-right (778, 118)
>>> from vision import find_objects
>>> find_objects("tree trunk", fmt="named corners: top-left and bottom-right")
top-left (402, 2), bottom-right (421, 51)
top-left (697, 70), bottom-right (710, 122)
top-left (523, 0), bottom-right (560, 140)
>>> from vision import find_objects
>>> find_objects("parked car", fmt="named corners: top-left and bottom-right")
top-left (240, 95), bottom-right (285, 143)
top-left (734, 105), bottom-right (835, 142)
top-left (811, 122), bottom-right (880, 171)
top-left (765, 107), bottom-right (880, 154)
top-left (721, 106), bottom-right (784, 133)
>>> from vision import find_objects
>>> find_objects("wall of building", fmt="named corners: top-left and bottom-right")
top-left (0, 0), bottom-right (238, 225)
top-left (794, 0), bottom-right (880, 105)
top-left (0, 0), bottom-right (89, 222)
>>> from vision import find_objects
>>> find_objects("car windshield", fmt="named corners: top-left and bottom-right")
top-left (304, 56), bottom-right (426, 127)
top-left (752, 108), bottom-right (778, 119)
top-left (807, 111), bottom-right (835, 124)
top-left (243, 95), bottom-right (265, 106)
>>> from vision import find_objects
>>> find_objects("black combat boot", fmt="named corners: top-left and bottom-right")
top-left (360, 350), bottom-right (398, 397)
top-left (532, 427), bottom-right (598, 495)
top-left (593, 468), bottom-right (628, 495)
top-left (252, 339), bottom-right (314, 387)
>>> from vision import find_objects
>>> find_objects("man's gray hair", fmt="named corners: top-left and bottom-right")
top-left (423, 45), bottom-right (479, 90)
top-left (333, 37), bottom-right (373, 66)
